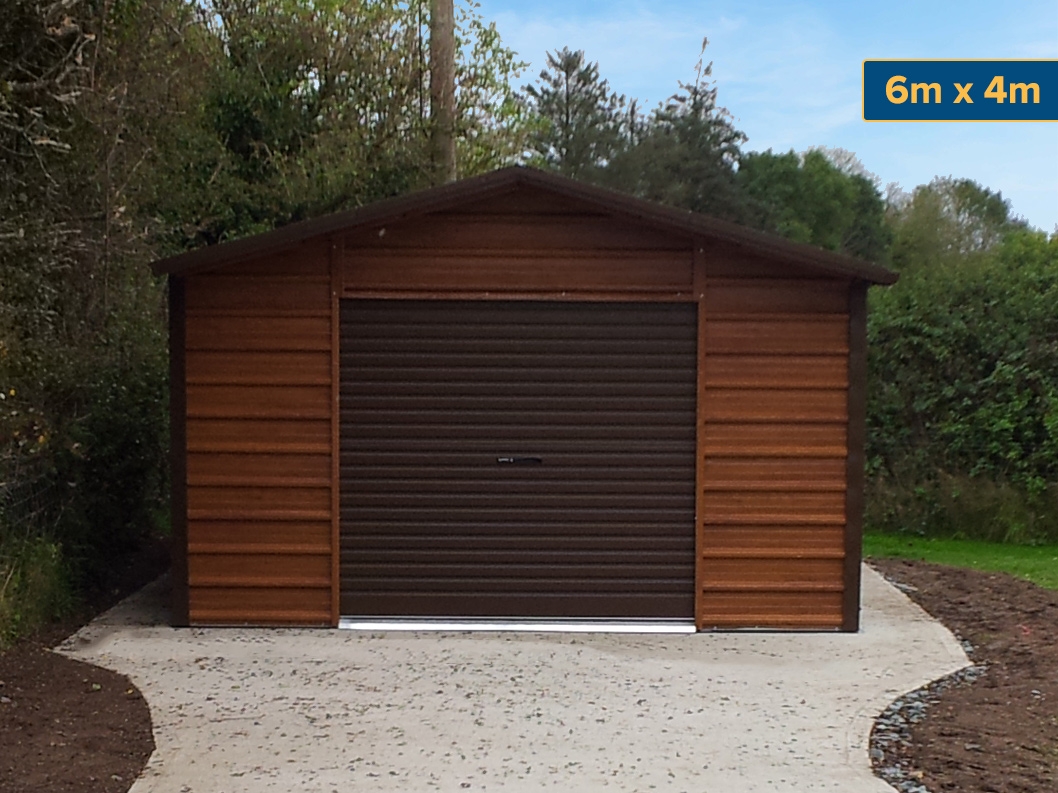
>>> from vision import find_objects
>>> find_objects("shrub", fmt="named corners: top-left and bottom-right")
top-left (866, 228), bottom-right (1058, 540)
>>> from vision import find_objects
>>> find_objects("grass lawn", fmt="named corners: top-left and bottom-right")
top-left (864, 532), bottom-right (1058, 590)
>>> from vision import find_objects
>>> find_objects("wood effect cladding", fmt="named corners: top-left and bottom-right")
top-left (183, 244), bottom-right (334, 626)
top-left (172, 191), bottom-right (866, 630)
top-left (697, 269), bottom-right (851, 630)
top-left (342, 201), bottom-right (695, 298)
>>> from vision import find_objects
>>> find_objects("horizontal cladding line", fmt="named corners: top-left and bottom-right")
top-left (699, 550), bottom-right (845, 560)
top-left (186, 378), bottom-right (333, 387)
top-left (700, 483), bottom-right (846, 492)
top-left (701, 454), bottom-right (848, 460)
top-left (184, 416), bottom-right (327, 422)
top-left (703, 420), bottom-right (848, 426)
top-left (703, 450), bottom-right (848, 459)
top-left (190, 577), bottom-right (332, 588)
top-left (699, 383), bottom-right (849, 391)
top-left (702, 516), bottom-right (846, 526)
top-left (342, 290), bottom-right (697, 302)
top-left (192, 274), bottom-right (332, 281)
top-left (700, 583), bottom-right (845, 593)
top-left (189, 544), bottom-right (332, 555)
top-left (189, 510), bottom-right (332, 521)
top-left (346, 247), bottom-right (690, 259)
top-left (190, 610), bottom-right (331, 625)
top-left (188, 444), bottom-right (331, 454)
top-left (698, 619), bottom-right (841, 630)
top-left (186, 310), bottom-right (332, 319)
top-left (704, 351), bottom-right (849, 356)
top-left (706, 311), bottom-right (848, 320)
top-left (187, 346), bottom-right (332, 354)
top-left (188, 476), bottom-right (332, 488)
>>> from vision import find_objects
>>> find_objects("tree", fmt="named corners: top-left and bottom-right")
top-left (737, 148), bottom-right (890, 262)
top-left (596, 39), bottom-right (746, 221)
top-left (887, 177), bottom-right (1023, 271)
top-left (523, 47), bottom-right (634, 178)
top-left (0, 0), bottom-right (532, 636)
top-left (143, 0), bottom-right (530, 251)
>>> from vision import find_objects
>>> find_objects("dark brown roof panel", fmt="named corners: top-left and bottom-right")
top-left (151, 166), bottom-right (898, 285)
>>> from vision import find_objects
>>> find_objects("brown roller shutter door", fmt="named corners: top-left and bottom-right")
top-left (339, 300), bottom-right (697, 620)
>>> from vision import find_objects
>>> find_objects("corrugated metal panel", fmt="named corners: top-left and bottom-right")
top-left (340, 300), bottom-right (697, 619)
top-left (182, 251), bottom-right (335, 627)
top-left (698, 277), bottom-right (850, 630)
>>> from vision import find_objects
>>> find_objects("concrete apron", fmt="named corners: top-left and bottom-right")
top-left (58, 565), bottom-right (968, 793)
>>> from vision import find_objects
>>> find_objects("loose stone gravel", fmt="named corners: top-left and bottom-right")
top-left (870, 664), bottom-right (988, 793)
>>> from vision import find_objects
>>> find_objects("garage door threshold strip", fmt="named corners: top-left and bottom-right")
top-left (338, 618), bottom-right (697, 633)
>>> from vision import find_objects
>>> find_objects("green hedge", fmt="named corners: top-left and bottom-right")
top-left (866, 229), bottom-right (1058, 542)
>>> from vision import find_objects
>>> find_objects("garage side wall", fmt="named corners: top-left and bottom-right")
top-left (181, 243), bottom-right (335, 625)
top-left (699, 251), bottom-right (851, 629)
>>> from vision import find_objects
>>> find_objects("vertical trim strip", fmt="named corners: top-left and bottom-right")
top-left (329, 237), bottom-right (343, 627)
top-left (693, 242), bottom-right (707, 631)
top-left (843, 281), bottom-right (868, 632)
top-left (168, 276), bottom-right (190, 626)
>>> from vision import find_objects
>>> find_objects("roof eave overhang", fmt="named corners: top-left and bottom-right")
top-left (151, 166), bottom-right (899, 286)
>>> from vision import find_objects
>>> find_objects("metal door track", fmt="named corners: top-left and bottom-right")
top-left (338, 618), bottom-right (696, 634)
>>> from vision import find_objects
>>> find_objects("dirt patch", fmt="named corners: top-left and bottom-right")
top-left (0, 646), bottom-right (154, 792)
top-left (869, 558), bottom-right (1058, 793)
top-left (0, 538), bottom-right (167, 793)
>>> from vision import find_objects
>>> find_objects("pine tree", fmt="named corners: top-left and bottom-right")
top-left (601, 39), bottom-right (747, 221)
top-left (523, 48), bottom-right (632, 178)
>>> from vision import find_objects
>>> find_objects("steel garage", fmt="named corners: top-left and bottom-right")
top-left (156, 167), bottom-right (896, 631)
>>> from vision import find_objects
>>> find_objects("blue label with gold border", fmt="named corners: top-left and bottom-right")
top-left (863, 60), bottom-right (1058, 121)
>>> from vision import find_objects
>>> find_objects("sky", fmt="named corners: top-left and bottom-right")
top-left (475, 0), bottom-right (1058, 233)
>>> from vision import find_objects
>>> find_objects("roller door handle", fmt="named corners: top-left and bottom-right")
top-left (496, 456), bottom-right (543, 465)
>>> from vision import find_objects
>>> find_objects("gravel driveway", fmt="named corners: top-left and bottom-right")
top-left (58, 565), bottom-right (967, 793)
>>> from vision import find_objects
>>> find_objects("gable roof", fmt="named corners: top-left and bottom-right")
top-left (151, 166), bottom-right (898, 284)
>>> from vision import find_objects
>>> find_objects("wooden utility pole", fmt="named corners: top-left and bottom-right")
top-left (429, 0), bottom-right (457, 183)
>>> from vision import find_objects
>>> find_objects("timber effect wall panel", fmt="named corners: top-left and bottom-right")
top-left (698, 275), bottom-right (851, 629)
top-left (342, 194), bottom-right (695, 300)
top-left (183, 245), bottom-right (335, 625)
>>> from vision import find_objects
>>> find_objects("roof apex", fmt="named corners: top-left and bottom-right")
top-left (151, 165), bottom-right (898, 285)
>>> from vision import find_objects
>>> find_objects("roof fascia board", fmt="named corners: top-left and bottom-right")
top-left (151, 167), bottom-right (898, 285)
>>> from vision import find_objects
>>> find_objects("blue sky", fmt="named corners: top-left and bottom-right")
top-left (476, 0), bottom-right (1058, 232)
